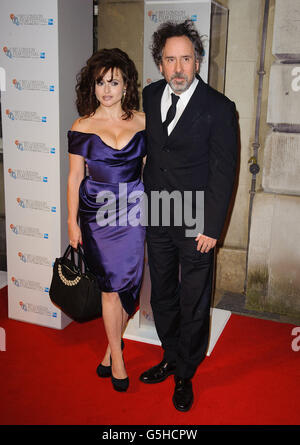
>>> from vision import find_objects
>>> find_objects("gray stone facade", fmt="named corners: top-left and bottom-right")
top-left (246, 0), bottom-right (300, 318)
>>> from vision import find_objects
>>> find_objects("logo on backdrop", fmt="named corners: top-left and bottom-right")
top-left (12, 78), bottom-right (55, 92)
top-left (12, 276), bottom-right (49, 294)
top-left (19, 301), bottom-right (57, 318)
top-left (8, 168), bottom-right (48, 183)
top-left (10, 13), bottom-right (54, 26)
top-left (3, 46), bottom-right (46, 59)
top-left (18, 251), bottom-right (53, 268)
top-left (16, 197), bottom-right (56, 213)
top-left (6, 109), bottom-right (47, 122)
top-left (147, 9), bottom-right (198, 24)
top-left (9, 223), bottom-right (48, 239)
top-left (14, 139), bottom-right (55, 154)
top-left (148, 10), bottom-right (158, 23)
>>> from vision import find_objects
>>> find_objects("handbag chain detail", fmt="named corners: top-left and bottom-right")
top-left (58, 263), bottom-right (81, 286)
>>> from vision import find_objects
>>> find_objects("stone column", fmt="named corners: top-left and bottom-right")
top-left (246, 0), bottom-right (300, 318)
top-left (214, 0), bottom-right (266, 302)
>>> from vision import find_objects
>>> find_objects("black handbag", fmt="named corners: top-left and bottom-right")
top-left (49, 244), bottom-right (102, 322)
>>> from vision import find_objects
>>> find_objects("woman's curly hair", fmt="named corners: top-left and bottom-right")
top-left (75, 48), bottom-right (139, 120)
top-left (151, 20), bottom-right (204, 69)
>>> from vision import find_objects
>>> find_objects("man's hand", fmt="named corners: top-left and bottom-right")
top-left (195, 233), bottom-right (217, 253)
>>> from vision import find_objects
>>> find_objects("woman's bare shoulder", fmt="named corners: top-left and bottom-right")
top-left (134, 110), bottom-right (145, 120)
top-left (133, 110), bottom-right (145, 128)
top-left (70, 116), bottom-right (91, 132)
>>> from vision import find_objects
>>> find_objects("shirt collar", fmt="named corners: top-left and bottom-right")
top-left (167, 76), bottom-right (199, 106)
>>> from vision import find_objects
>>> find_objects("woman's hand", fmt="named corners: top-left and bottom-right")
top-left (68, 221), bottom-right (82, 249)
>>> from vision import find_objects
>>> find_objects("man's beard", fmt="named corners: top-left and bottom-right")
top-left (168, 71), bottom-right (195, 93)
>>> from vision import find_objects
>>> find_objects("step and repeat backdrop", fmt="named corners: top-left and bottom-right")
top-left (0, 0), bottom-right (93, 329)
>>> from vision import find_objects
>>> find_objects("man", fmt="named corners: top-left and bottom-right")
top-left (141, 20), bottom-right (238, 412)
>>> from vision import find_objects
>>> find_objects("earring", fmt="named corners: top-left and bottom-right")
top-left (122, 89), bottom-right (126, 103)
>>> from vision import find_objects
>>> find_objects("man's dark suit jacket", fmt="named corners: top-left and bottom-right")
top-left (142, 74), bottom-right (238, 240)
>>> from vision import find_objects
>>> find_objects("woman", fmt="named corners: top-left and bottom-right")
top-left (67, 48), bottom-right (146, 392)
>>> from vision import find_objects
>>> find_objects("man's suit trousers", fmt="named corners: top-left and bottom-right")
top-left (146, 225), bottom-right (214, 379)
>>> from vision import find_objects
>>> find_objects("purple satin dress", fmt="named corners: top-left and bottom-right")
top-left (68, 130), bottom-right (146, 315)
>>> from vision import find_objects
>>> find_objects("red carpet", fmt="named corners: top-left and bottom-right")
top-left (0, 285), bottom-right (299, 426)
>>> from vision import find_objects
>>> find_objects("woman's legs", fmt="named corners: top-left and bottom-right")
top-left (101, 291), bottom-right (128, 378)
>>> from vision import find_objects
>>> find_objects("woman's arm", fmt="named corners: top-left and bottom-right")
top-left (67, 153), bottom-right (85, 248)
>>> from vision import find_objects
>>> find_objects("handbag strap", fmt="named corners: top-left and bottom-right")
top-left (61, 244), bottom-right (90, 273)
top-left (76, 244), bottom-right (90, 272)
top-left (62, 244), bottom-right (72, 259)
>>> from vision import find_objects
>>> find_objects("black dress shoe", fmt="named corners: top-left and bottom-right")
top-left (172, 376), bottom-right (193, 412)
top-left (139, 359), bottom-right (176, 384)
top-left (96, 339), bottom-right (125, 378)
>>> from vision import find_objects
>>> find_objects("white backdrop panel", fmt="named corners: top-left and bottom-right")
top-left (0, 0), bottom-right (93, 329)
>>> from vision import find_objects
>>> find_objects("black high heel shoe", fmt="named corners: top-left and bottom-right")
top-left (110, 354), bottom-right (129, 392)
top-left (111, 374), bottom-right (129, 392)
top-left (96, 339), bottom-right (124, 378)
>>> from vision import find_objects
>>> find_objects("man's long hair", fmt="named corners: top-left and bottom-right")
top-left (151, 20), bottom-right (204, 68)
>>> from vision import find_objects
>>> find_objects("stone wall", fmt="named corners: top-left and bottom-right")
top-left (215, 0), bottom-right (269, 301)
top-left (246, 0), bottom-right (300, 318)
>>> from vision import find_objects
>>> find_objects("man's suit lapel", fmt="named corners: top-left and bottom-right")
top-left (148, 80), bottom-right (166, 143)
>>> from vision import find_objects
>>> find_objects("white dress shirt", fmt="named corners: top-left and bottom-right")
top-left (161, 77), bottom-right (199, 135)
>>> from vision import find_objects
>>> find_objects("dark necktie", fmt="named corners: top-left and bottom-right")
top-left (163, 93), bottom-right (179, 134)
